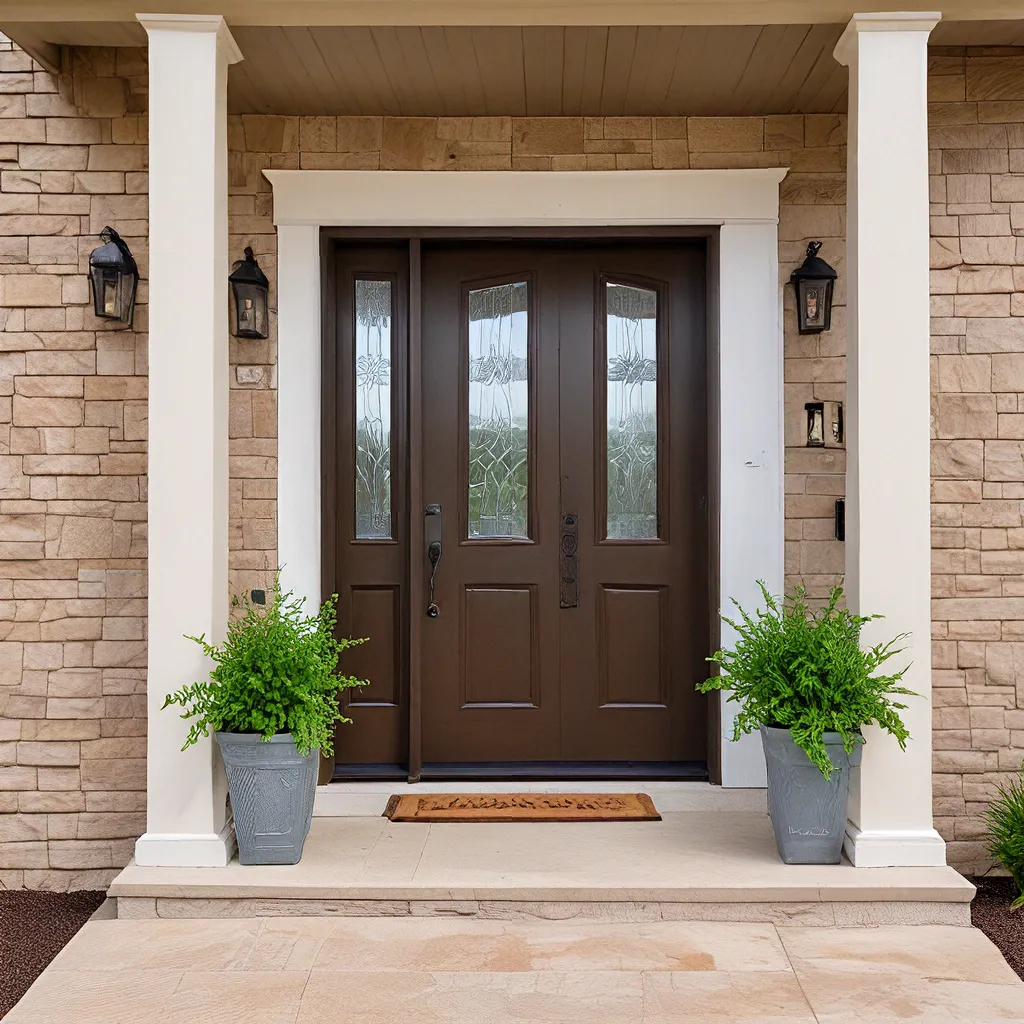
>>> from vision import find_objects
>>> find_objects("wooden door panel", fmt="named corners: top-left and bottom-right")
top-left (463, 585), bottom-right (539, 707)
top-left (596, 585), bottom-right (668, 708)
top-left (346, 585), bottom-right (400, 707)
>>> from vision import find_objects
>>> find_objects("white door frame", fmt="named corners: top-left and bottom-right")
top-left (266, 168), bottom-right (787, 788)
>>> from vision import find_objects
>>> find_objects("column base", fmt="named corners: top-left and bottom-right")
top-left (844, 824), bottom-right (947, 867)
top-left (134, 821), bottom-right (236, 867)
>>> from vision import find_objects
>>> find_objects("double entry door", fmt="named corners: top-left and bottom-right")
top-left (329, 238), bottom-right (709, 777)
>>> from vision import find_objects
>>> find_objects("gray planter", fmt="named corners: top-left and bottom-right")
top-left (216, 731), bottom-right (318, 865)
top-left (760, 724), bottom-right (862, 865)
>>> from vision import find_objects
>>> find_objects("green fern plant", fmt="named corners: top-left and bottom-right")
top-left (163, 578), bottom-right (368, 756)
top-left (984, 764), bottom-right (1024, 910)
top-left (698, 582), bottom-right (914, 778)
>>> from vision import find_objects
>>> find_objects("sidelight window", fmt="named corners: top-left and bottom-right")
top-left (354, 278), bottom-right (393, 539)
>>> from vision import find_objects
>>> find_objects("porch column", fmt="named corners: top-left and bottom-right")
top-left (835, 13), bottom-right (945, 867)
top-left (134, 14), bottom-right (242, 867)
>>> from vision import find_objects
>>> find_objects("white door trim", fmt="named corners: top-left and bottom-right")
top-left (266, 168), bottom-right (786, 788)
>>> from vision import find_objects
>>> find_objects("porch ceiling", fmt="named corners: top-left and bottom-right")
top-left (3, 16), bottom-right (1024, 117)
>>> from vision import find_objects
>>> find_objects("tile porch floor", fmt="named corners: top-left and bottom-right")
top-left (7, 917), bottom-right (1024, 1022)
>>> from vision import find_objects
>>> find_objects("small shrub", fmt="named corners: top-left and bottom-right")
top-left (984, 764), bottom-right (1024, 910)
top-left (163, 578), bottom-right (367, 756)
top-left (698, 582), bottom-right (914, 777)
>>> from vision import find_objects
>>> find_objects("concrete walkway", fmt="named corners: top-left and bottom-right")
top-left (6, 917), bottom-right (1024, 1022)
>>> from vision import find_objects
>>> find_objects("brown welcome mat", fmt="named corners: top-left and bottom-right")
top-left (383, 792), bottom-right (661, 823)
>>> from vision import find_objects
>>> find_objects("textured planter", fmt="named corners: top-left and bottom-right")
top-left (216, 732), bottom-right (318, 865)
top-left (760, 724), bottom-right (862, 865)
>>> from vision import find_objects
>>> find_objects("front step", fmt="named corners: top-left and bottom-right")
top-left (108, 811), bottom-right (975, 925)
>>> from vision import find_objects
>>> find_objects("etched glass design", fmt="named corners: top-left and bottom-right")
top-left (355, 279), bottom-right (392, 539)
top-left (606, 282), bottom-right (658, 539)
top-left (467, 282), bottom-right (529, 539)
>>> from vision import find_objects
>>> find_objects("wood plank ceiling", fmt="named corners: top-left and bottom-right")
top-left (227, 25), bottom-right (850, 116)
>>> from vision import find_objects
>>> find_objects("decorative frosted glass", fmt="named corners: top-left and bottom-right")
top-left (355, 279), bottom-right (392, 539)
top-left (467, 282), bottom-right (529, 539)
top-left (606, 283), bottom-right (658, 539)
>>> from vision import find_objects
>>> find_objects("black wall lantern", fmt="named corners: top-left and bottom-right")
top-left (790, 241), bottom-right (837, 335)
top-left (88, 226), bottom-right (138, 329)
top-left (229, 246), bottom-right (269, 339)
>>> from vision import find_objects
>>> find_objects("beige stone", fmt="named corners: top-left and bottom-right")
top-left (512, 118), bottom-right (585, 156)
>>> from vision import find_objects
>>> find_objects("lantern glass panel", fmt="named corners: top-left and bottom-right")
top-left (232, 280), bottom-right (268, 339)
top-left (797, 277), bottom-right (833, 333)
top-left (806, 405), bottom-right (824, 446)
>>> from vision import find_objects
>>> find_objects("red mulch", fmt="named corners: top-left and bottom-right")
top-left (970, 876), bottom-right (1024, 981)
top-left (0, 889), bottom-right (105, 1019)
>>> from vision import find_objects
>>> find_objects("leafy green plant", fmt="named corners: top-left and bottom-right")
top-left (163, 579), bottom-right (368, 756)
top-left (697, 582), bottom-right (914, 777)
top-left (984, 763), bottom-right (1024, 910)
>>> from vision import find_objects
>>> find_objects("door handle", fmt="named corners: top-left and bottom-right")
top-left (560, 513), bottom-right (579, 609)
top-left (425, 503), bottom-right (442, 618)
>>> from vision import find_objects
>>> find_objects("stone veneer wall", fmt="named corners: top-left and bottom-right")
top-left (0, 36), bottom-right (1021, 884)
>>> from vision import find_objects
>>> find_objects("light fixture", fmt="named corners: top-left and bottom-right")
top-left (805, 401), bottom-right (843, 448)
top-left (88, 226), bottom-right (138, 328)
top-left (228, 246), bottom-right (270, 339)
top-left (790, 241), bottom-right (837, 335)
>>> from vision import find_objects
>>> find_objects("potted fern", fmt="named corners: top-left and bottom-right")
top-left (163, 580), bottom-right (367, 865)
top-left (698, 582), bottom-right (913, 864)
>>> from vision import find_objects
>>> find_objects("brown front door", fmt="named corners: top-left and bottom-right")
top-left (419, 242), bottom-right (708, 766)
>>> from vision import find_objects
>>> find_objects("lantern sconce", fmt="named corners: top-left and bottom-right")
top-left (790, 241), bottom-right (837, 335)
top-left (88, 226), bottom-right (139, 329)
top-left (229, 246), bottom-right (270, 340)
top-left (805, 401), bottom-right (844, 449)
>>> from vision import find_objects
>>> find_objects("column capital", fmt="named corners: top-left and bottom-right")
top-left (136, 12), bottom-right (243, 64)
top-left (834, 11), bottom-right (941, 67)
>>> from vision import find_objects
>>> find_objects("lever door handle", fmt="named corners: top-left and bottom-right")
top-left (425, 504), bottom-right (442, 618)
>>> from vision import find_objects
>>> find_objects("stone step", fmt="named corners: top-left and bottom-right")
top-left (109, 813), bottom-right (975, 925)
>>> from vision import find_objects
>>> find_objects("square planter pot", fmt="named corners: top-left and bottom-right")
top-left (216, 731), bottom-right (318, 865)
top-left (760, 724), bottom-right (862, 865)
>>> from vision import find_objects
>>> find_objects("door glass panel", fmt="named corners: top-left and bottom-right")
top-left (606, 282), bottom-right (658, 540)
top-left (355, 279), bottom-right (392, 539)
top-left (467, 281), bottom-right (529, 539)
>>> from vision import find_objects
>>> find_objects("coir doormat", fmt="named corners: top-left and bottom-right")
top-left (383, 793), bottom-right (661, 822)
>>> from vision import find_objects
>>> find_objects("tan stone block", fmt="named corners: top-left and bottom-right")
top-left (240, 114), bottom-right (297, 153)
top-left (930, 75), bottom-right (966, 103)
top-left (18, 144), bottom-right (88, 171)
top-left (3, 274), bottom-right (62, 307)
top-left (0, 118), bottom-right (44, 144)
top-left (930, 237), bottom-right (961, 270)
top-left (967, 56), bottom-right (1024, 101)
top-left (335, 115), bottom-right (383, 152)
top-left (992, 353), bottom-right (1024, 391)
top-left (16, 741), bottom-right (78, 767)
top-left (18, 791), bottom-right (84, 813)
top-left (87, 145), bottom-right (147, 172)
top-left (0, 766), bottom-right (36, 791)
top-left (954, 293), bottom-right (1011, 316)
top-left (999, 414), bottom-right (1024, 438)
top-left (53, 517), bottom-right (113, 559)
top-left (683, 117), bottom-right (763, 153)
top-left (0, 840), bottom-right (47, 868)
top-left (80, 757), bottom-right (145, 791)
top-left (12, 395), bottom-right (83, 427)
top-left (961, 213), bottom-right (1011, 235)
top-left (79, 77), bottom-right (127, 117)
top-left (299, 116), bottom-right (336, 152)
top-left (986, 440), bottom-right (1024, 480)
top-left (934, 393), bottom-right (998, 438)
top-left (992, 174), bottom-right (1024, 202)
top-left (511, 117), bottom-right (584, 156)
top-left (966, 317), bottom-right (1024, 352)
top-left (960, 236), bottom-right (1017, 265)
top-left (45, 118), bottom-right (102, 146)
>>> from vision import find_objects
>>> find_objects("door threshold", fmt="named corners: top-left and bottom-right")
top-left (332, 761), bottom-right (708, 783)
top-left (419, 761), bottom-right (708, 781)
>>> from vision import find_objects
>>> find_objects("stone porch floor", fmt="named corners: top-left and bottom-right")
top-left (6, 917), bottom-right (1024, 1023)
top-left (109, 812), bottom-right (974, 923)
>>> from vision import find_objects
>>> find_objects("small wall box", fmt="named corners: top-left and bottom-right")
top-left (805, 401), bottom-right (844, 448)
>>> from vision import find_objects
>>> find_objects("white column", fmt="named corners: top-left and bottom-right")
top-left (274, 222), bottom-right (321, 610)
top-left (135, 14), bottom-right (242, 867)
top-left (835, 13), bottom-right (945, 867)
